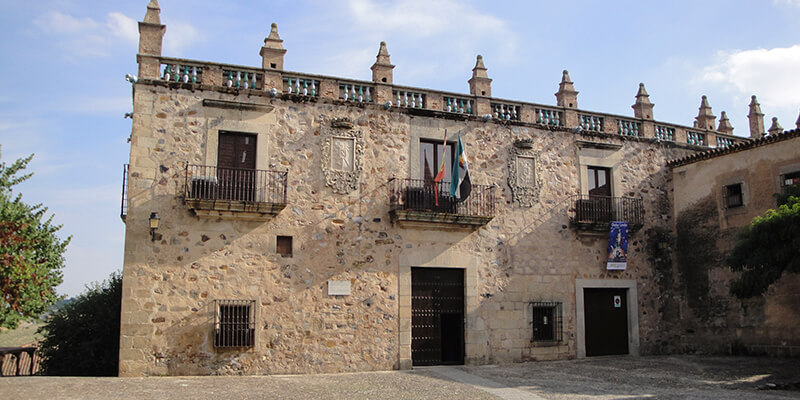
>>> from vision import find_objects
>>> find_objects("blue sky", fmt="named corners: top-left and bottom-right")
top-left (1, 0), bottom-right (799, 297)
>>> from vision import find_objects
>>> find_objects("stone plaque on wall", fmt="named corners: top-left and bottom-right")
top-left (328, 280), bottom-right (351, 296)
top-left (331, 137), bottom-right (355, 172)
top-left (322, 118), bottom-right (364, 194)
top-left (516, 155), bottom-right (536, 187)
top-left (508, 145), bottom-right (543, 207)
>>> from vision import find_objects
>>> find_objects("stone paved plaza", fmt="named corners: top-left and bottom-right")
top-left (2, 356), bottom-right (799, 399)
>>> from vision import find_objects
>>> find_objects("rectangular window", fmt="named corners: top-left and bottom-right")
top-left (419, 139), bottom-right (453, 182)
top-left (277, 235), bottom-right (292, 257)
top-left (783, 171), bottom-right (800, 188)
top-left (724, 183), bottom-right (743, 208)
top-left (531, 302), bottom-right (562, 343)
top-left (214, 299), bottom-right (255, 348)
top-left (587, 166), bottom-right (611, 197)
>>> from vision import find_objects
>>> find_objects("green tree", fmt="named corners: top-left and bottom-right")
top-left (727, 193), bottom-right (800, 298)
top-left (0, 154), bottom-right (71, 329)
top-left (37, 273), bottom-right (121, 376)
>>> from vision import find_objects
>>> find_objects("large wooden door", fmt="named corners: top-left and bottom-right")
top-left (217, 132), bottom-right (256, 201)
top-left (411, 267), bottom-right (464, 366)
top-left (584, 288), bottom-right (629, 356)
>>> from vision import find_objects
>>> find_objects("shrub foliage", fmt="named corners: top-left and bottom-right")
top-left (37, 273), bottom-right (122, 376)
top-left (727, 194), bottom-right (800, 298)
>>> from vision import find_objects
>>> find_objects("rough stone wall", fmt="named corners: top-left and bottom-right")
top-left (671, 137), bottom-right (800, 357)
top-left (120, 82), bottom-right (698, 376)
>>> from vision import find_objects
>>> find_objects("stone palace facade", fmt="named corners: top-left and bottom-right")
top-left (118, 1), bottom-right (798, 376)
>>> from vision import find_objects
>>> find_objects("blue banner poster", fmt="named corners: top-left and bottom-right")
top-left (606, 221), bottom-right (629, 270)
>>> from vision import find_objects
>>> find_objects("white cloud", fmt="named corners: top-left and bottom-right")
top-left (163, 21), bottom-right (203, 56)
top-left (347, 0), bottom-right (508, 39)
top-left (306, 0), bottom-right (516, 83)
top-left (33, 10), bottom-right (199, 58)
top-left (774, 0), bottom-right (800, 7)
top-left (698, 45), bottom-right (800, 121)
top-left (34, 11), bottom-right (100, 34)
top-left (106, 12), bottom-right (139, 46)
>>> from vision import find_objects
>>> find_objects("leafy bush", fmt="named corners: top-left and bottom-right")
top-left (37, 273), bottom-right (121, 376)
top-left (728, 195), bottom-right (800, 298)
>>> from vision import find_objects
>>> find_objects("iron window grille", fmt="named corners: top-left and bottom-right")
top-left (724, 183), bottom-right (743, 208)
top-left (530, 302), bottom-right (562, 343)
top-left (214, 299), bottom-right (256, 348)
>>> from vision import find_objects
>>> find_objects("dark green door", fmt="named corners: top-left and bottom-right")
top-left (584, 288), bottom-right (629, 356)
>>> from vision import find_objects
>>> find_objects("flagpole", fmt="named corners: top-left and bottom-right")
top-left (432, 129), bottom-right (448, 206)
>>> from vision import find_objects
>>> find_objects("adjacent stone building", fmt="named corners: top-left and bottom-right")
top-left (119, 1), bottom-right (796, 376)
top-left (669, 129), bottom-right (800, 356)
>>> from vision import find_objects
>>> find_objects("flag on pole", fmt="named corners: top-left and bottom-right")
top-left (432, 130), bottom-right (448, 206)
top-left (450, 135), bottom-right (471, 201)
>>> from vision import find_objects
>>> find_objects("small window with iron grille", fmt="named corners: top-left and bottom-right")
top-left (530, 302), bottom-right (562, 343)
top-left (724, 183), bottom-right (743, 208)
top-left (214, 299), bottom-right (256, 348)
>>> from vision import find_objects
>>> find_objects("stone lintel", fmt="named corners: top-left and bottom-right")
top-left (575, 140), bottom-right (623, 151)
top-left (202, 99), bottom-right (275, 112)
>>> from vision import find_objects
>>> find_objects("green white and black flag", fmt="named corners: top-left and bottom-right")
top-left (450, 135), bottom-right (471, 201)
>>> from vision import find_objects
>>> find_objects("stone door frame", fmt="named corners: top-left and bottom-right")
top-left (398, 250), bottom-right (480, 369)
top-left (575, 279), bottom-right (640, 358)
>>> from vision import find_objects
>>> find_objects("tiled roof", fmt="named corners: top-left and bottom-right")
top-left (667, 128), bottom-right (800, 168)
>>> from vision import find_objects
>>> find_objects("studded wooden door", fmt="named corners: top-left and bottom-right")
top-left (411, 267), bottom-right (464, 366)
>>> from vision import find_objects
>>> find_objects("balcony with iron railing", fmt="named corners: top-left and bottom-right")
top-left (184, 164), bottom-right (287, 221)
top-left (568, 194), bottom-right (644, 232)
top-left (388, 178), bottom-right (495, 228)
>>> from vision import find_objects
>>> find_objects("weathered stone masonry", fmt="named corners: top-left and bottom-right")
top-left (120, 1), bottom-right (795, 377)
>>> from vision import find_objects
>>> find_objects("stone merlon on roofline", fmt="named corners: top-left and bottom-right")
top-left (133, 16), bottom-right (755, 150)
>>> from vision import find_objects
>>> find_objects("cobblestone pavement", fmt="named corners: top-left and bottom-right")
top-left (1, 356), bottom-right (799, 399)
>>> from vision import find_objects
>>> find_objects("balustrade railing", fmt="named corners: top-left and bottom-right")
top-left (393, 90), bottom-right (425, 109)
top-left (223, 69), bottom-right (261, 90)
top-left (686, 131), bottom-right (706, 146)
top-left (444, 96), bottom-right (473, 114)
top-left (161, 63), bottom-right (202, 84)
top-left (340, 83), bottom-right (374, 103)
top-left (654, 125), bottom-right (675, 141)
top-left (283, 77), bottom-right (320, 97)
top-left (617, 119), bottom-right (641, 137)
top-left (569, 194), bottom-right (644, 229)
top-left (184, 165), bottom-right (287, 204)
top-left (716, 136), bottom-right (735, 148)
top-left (493, 102), bottom-right (521, 121)
top-left (389, 178), bottom-right (495, 218)
top-left (579, 114), bottom-right (603, 132)
top-left (150, 57), bottom-right (749, 149)
top-left (535, 108), bottom-right (562, 126)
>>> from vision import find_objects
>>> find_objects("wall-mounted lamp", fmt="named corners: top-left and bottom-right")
top-left (149, 212), bottom-right (162, 241)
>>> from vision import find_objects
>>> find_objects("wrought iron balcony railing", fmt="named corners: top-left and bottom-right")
top-left (184, 164), bottom-right (287, 204)
top-left (389, 178), bottom-right (495, 225)
top-left (568, 194), bottom-right (644, 230)
top-left (120, 164), bottom-right (129, 222)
